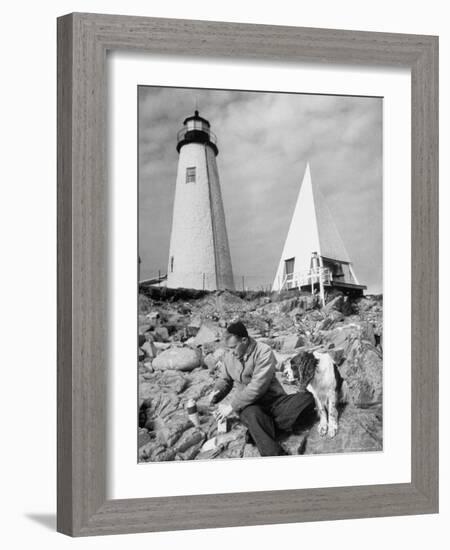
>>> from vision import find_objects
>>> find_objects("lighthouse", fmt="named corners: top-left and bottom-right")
top-left (166, 110), bottom-right (235, 291)
top-left (272, 163), bottom-right (366, 297)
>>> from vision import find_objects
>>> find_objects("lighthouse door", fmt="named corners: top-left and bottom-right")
top-left (284, 257), bottom-right (295, 289)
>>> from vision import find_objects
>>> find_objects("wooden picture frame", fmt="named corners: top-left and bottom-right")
top-left (57, 12), bottom-right (438, 536)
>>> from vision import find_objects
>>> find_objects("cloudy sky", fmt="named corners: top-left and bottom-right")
top-left (138, 86), bottom-right (382, 294)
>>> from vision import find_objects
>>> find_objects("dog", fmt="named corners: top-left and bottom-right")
top-left (284, 350), bottom-right (348, 438)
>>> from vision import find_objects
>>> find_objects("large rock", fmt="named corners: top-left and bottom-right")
top-left (203, 347), bottom-right (226, 370)
top-left (152, 346), bottom-right (202, 372)
top-left (180, 368), bottom-right (216, 404)
top-left (359, 321), bottom-right (377, 346)
top-left (243, 444), bottom-right (261, 458)
top-left (355, 296), bottom-right (382, 313)
top-left (157, 416), bottom-right (193, 447)
top-left (141, 391), bottom-right (180, 424)
top-left (158, 371), bottom-right (188, 394)
top-left (339, 340), bottom-right (382, 406)
top-left (153, 326), bottom-right (170, 342)
top-left (319, 322), bottom-right (382, 407)
top-left (275, 334), bottom-right (304, 353)
top-left (220, 438), bottom-right (246, 459)
top-left (190, 322), bottom-right (222, 346)
top-left (139, 442), bottom-right (176, 462)
top-left (139, 382), bottom-right (161, 408)
top-left (297, 294), bottom-right (320, 312)
top-left (215, 291), bottom-right (248, 313)
top-left (186, 316), bottom-right (202, 337)
top-left (304, 406), bottom-right (382, 454)
top-left (323, 294), bottom-right (344, 313)
top-left (174, 427), bottom-right (206, 454)
top-left (138, 428), bottom-right (151, 448)
top-left (322, 324), bottom-right (361, 351)
top-left (140, 339), bottom-right (157, 359)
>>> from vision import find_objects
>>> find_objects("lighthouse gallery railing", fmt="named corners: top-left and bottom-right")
top-left (176, 124), bottom-right (218, 145)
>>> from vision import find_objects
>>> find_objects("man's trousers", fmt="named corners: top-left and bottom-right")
top-left (239, 391), bottom-right (315, 456)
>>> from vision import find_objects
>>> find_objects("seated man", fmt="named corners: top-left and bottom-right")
top-left (209, 321), bottom-right (314, 456)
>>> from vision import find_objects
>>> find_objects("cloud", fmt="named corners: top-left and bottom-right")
top-left (138, 86), bottom-right (383, 293)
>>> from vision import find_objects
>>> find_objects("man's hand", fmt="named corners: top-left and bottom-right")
top-left (208, 390), bottom-right (220, 406)
top-left (214, 403), bottom-right (233, 422)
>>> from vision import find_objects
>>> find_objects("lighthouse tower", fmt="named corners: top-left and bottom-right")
top-left (166, 110), bottom-right (235, 291)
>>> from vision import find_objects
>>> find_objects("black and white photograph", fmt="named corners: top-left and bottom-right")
top-left (138, 86), bottom-right (383, 462)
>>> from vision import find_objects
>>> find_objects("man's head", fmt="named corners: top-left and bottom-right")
top-left (224, 321), bottom-right (250, 358)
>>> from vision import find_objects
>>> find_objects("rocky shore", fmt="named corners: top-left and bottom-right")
top-left (138, 285), bottom-right (383, 462)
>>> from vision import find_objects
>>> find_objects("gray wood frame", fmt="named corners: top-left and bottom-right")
top-left (57, 12), bottom-right (438, 537)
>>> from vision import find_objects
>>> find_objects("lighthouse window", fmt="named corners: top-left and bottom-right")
top-left (186, 166), bottom-right (196, 183)
top-left (170, 256), bottom-right (174, 272)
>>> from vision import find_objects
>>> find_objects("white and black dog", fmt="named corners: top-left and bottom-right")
top-left (284, 350), bottom-right (348, 438)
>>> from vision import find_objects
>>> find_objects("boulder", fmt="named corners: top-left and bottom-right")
top-left (359, 321), bottom-right (377, 346)
top-left (141, 391), bottom-right (180, 423)
top-left (341, 296), bottom-right (354, 316)
top-left (275, 334), bottom-right (305, 353)
top-left (141, 339), bottom-right (157, 359)
top-left (215, 291), bottom-right (248, 313)
top-left (174, 428), bottom-right (206, 454)
top-left (203, 347), bottom-right (226, 370)
top-left (153, 342), bottom-right (171, 352)
top-left (177, 303), bottom-right (192, 315)
top-left (138, 428), bottom-right (151, 448)
top-left (220, 438), bottom-right (245, 459)
top-left (181, 369), bottom-right (216, 402)
top-left (152, 346), bottom-right (202, 372)
top-left (279, 297), bottom-right (299, 313)
top-left (297, 294), bottom-right (319, 311)
top-left (176, 439), bottom-right (206, 460)
top-left (323, 294), bottom-right (344, 313)
top-left (317, 317), bottom-right (337, 331)
top-left (190, 322), bottom-right (222, 346)
top-left (158, 417), bottom-right (193, 447)
top-left (139, 441), bottom-right (177, 462)
top-left (139, 381), bottom-right (161, 404)
top-left (304, 406), bottom-right (382, 454)
top-left (195, 445), bottom-right (226, 460)
top-left (319, 322), bottom-right (382, 407)
top-left (186, 315), bottom-right (202, 337)
top-left (159, 371), bottom-right (188, 394)
top-left (355, 296), bottom-right (382, 313)
top-left (339, 340), bottom-right (382, 406)
top-left (145, 311), bottom-right (161, 325)
top-left (243, 444), bottom-right (261, 458)
top-left (322, 324), bottom-right (360, 351)
top-left (153, 326), bottom-right (170, 342)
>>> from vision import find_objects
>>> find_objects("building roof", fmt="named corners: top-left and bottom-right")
top-left (310, 166), bottom-right (351, 262)
top-left (272, 163), bottom-right (353, 290)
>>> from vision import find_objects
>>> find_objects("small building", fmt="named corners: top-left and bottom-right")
top-left (272, 163), bottom-right (366, 299)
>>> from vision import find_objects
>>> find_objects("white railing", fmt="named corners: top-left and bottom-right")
top-left (281, 267), bottom-right (333, 290)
